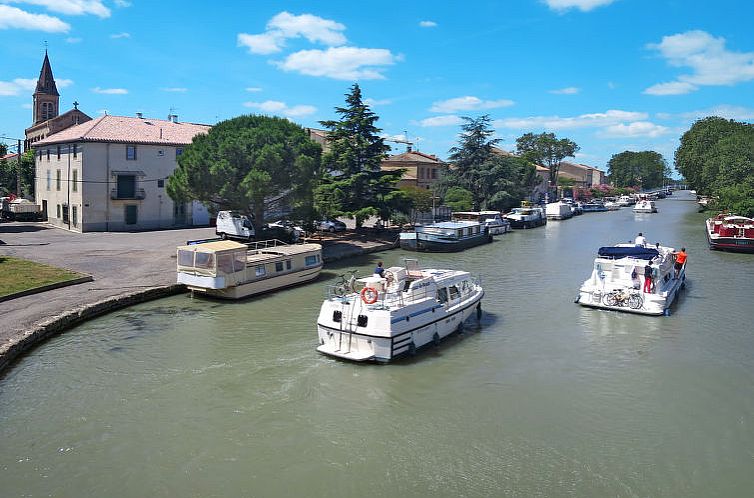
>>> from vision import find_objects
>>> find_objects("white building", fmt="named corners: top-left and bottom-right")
top-left (32, 114), bottom-right (211, 232)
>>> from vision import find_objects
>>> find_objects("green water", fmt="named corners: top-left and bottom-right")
top-left (2, 192), bottom-right (754, 497)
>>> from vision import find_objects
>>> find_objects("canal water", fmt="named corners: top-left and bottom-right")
top-left (2, 191), bottom-right (754, 497)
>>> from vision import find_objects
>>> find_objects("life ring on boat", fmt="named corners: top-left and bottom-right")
top-left (361, 286), bottom-right (378, 304)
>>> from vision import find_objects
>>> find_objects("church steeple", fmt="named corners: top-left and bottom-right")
top-left (33, 50), bottom-right (60, 124)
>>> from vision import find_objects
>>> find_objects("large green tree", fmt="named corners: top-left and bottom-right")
top-left (167, 115), bottom-right (321, 232)
top-left (317, 83), bottom-right (403, 227)
top-left (515, 132), bottom-right (579, 186)
top-left (442, 115), bottom-right (536, 211)
top-left (0, 150), bottom-right (35, 197)
top-left (607, 150), bottom-right (668, 189)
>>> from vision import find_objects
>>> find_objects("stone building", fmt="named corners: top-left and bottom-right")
top-left (381, 148), bottom-right (445, 190)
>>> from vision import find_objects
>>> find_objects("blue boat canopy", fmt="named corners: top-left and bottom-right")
top-left (597, 246), bottom-right (659, 260)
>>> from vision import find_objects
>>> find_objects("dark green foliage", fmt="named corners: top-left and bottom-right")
top-left (444, 186), bottom-right (474, 211)
top-left (317, 84), bottom-right (402, 227)
top-left (675, 117), bottom-right (754, 216)
top-left (167, 114), bottom-right (321, 232)
top-left (442, 115), bottom-right (537, 211)
top-left (0, 150), bottom-right (35, 197)
top-left (607, 151), bottom-right (668, 189)
top-left (515, 132), bottom-right (579, 185)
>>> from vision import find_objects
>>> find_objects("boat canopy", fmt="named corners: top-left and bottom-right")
top-left (597, 246), bottom-right (659, 260)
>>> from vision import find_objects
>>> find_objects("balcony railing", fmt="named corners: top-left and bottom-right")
top-left (110, 188), bottom-right (145, 200)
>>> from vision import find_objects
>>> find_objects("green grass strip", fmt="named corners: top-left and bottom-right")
top-left (0, 257), bottom-right (85, 298)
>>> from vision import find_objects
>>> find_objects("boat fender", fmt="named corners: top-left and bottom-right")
top-left (574, 295), bottom-right (581, 304)
top-left (433, 332), bottom-right (440, 346)
top-left (360, 287), bottom-right (378, 304)
top-left (476, 303), bottom-right (482, 320)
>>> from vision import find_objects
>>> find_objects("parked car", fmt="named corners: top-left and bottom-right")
top-left (316, 219), bottom-right (347, 232)
top-left (268, 219), bottom-right (306, 237)
top-left (216, 211), bottom-right (300, 243)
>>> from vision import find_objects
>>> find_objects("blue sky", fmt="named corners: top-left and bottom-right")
top-left (2, 0), bottom-right (753, 175)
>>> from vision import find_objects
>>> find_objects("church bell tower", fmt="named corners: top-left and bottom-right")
top-left (32, 50), bottom-right (60, 125)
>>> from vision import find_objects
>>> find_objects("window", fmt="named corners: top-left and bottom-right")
top-left (176, 148), bottom-right (183, 158)
top-left (275, 261), bottom-right (284, 272)
top-left (449, 285), bottom-right (460, 300)
top-left (38, 149), bottom-right (43, 159)
top-left (56, 170), bottom-right (61, 191)
top-left (157, 179), bottom-right (164, 188)
top-left (255, 265), bottom-right (266, 277)
top-left (116, 175), bottom-right (136, 198)
top-left (46, 149), bottom-right (50, 161)
top-left (437, 287), bottom-right (448, 303)
top-left (56, 204), bottom-right (60, 218)
top-left (126, 145), bottom-right (137, 160)
top-left (72, 170), bottom-right (78, 192)
top-left (431, 168), bottom-right (438, 179)
top-left (286, 260), bottom-right (292, 270)
top-left (62, 204), bottom-right (69, 223)
top-left (72, 144), bottom-right (77, 158)
top-left (178, 250), bottom-right (194, 267)
top-left (305, 255), bottom-right (319, 267)
top-left (72, 206), bottom-right (78, 227)
top-left (46, 170), bottom-right (51, 191)
top-left (56, 146), bottom-right (61, 159)
top-left (194, 252), bottom-right (214, 269)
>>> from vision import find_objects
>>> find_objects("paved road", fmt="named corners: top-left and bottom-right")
top-left (0, 222), bottom-right (398, 350)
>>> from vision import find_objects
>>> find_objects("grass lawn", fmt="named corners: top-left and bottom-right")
top-left (0, 256), bottom-right (85, 298)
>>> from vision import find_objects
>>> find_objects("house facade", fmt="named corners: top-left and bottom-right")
top-left (33, 114), bottom-right (211, 232)
top-left (381, 149), bottom-right (445, 190)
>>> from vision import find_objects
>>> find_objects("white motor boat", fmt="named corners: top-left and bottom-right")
top-left (617, 195), bottom-right (635, 206)
top-left (634, 199), bottom-right (657, 213)
top-left (545, 201), bottom-right (574, 220)
top-left (452, 211), bottom-right (511, 235)
top-left (576, 244), bottom-right (686, 315)
top-left (316, 259), bottom-right (484, 362)
top-left (504, 202), bottom-right (547, 228)
top-left (604, 200), bottom-right (621, 211)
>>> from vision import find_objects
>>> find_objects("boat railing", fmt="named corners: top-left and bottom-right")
top-left (244, 239), bottom-right (289, 251)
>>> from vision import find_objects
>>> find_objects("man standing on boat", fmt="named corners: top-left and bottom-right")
top-left (673, 248), bottom-right (687, 279)
top-left (643, 264), bottom-right (654, 293)
top-left (635, 232), bottom-right (647, 247)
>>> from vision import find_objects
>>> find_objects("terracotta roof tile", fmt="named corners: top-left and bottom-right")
top-left (33, 115), bottom-right (211, 147)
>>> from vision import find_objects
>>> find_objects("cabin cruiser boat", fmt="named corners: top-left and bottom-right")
top-left (617, 195), bottom-right (635, 206)
top-left (633, 199), bottom-right (657, 213)
top-left (581, 200), bottom-right (608, 212)
top-left (176, 239), bottom-right (323, 299)
top-left (545, 201), bottom-right (574, 220)
top-left (706, 214), bottom-right (754, 253)
top-left (576, 243), bottom-right (686, 316)
top-left (604, 200), bottom-right (621, 210)
top-left (452, 211), bottom-right (511, 235)
top-left (399, 220), bottom-right (492, 252)
top-left (316, 259), bottom-right (484, 362)
top-left (503, 202), bottom-right (547, 228)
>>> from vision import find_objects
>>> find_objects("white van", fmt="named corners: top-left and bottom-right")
top-left (215, 211), bottom-right (255, 240)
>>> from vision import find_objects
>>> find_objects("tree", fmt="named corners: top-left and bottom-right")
top-left (607, 151), bottom-right (667, 189)
top-left (167, 115), bottom-right (321, 233)
top-left (441, 115), bottom-right (537, 211)
top-left (317, 83), bottom-right (403, 227)
top-left (0, 150), bottom-right (35, 197)
top-left (400, 185), bottom-right (433, 224)
top-left (515, 132), bottom-right (579, 186)
top-left (444, 186), bottom-right (473, 211)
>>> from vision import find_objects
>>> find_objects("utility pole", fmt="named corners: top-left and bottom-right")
top-left (17, 139), bottom-right (22, 196)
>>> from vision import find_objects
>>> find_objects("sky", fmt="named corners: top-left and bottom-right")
top-left (1, 0), bottom-right (753, 175)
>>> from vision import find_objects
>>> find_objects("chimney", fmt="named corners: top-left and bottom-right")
top-left (407, 145), bottom-right (412, 153)
top-left (136, 112), bottom-right (143, 119)
top-left (172, 114), bottom-right (179, 123)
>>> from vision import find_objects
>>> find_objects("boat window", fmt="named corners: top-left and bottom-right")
top-left (449, 285), bottom-right (460, 300)
top-left (357, 315), bottom-right (368, 327)
top-left (233, 252), bottom-right (246, 272)
top-left (255, 265), bottom-right (266, 277)
top-left (437, 287), bottom-right (448, 303)
top-left (305, 255), bottom-right (318, 266)
top-left (177, 250), bottom-right (194, 267)
top-left (286, 259), bottom-right (292, 270)
top-left (217, 253), bottom-right (234, 274)
top-left (275, 261), bottom-right (284, 272)
top-left (194, 252), bottom-right (215, 270)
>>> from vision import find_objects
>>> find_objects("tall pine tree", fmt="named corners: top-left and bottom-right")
top-left (317, 84), bottom-right (403, 227)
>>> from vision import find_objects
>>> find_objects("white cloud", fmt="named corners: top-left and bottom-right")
top-left (162, 87), bottom-right (187, 93)
top-left (430, 96), bottom-right (514, 113)
top-left (544, 0), bottom-right (615, 12)
top-left (496, 109), bottom-right (647, 130)
top-left (601, 121), bottom-right (670, 138)
top-left (549, 86), bottom-right (580, 95)
top-left (643, 81), bottom-right (696, 95)
top-left (110, 32), bottom-right (130, 39)
top-left (0, 5), bottom-right (69, 32)
top-left (276, 47), bottom-right (399, 80)
top-left (0, 77), bottom-right (37, 96)
top-left (243, 100), bottom-right (316, 118)
top-left (21, 103), bottom-right (32, 109)
top-left (365, 98), bottom-right (392, 106)
top-left (92, 87), bottom-right (127, 94)
top-left (420, 115), bottom-right (465, 127)
top-left (238, 11), bottom-right (346, 55)
top-left (678, 104), bottom-right (754, 121)
top-left (5, 0), bottom-right (110, 18)
top-left (419, 20), bottom-right (437, 28)
top-left (57, 78), bottom-right (73, 88)
top-left (245, 87), bottom-right (263, 92)
top-left (645, 30), bottom-right (754, 94)
top-left (65, 36), bottom-right (81, 43)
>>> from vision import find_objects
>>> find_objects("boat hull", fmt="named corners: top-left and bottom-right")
top-left (399, 233), bottom-right (492, 252)
top-left (577, 268), bottom-right (686, 315)
top-left (506, 217), bottom-right (546, 229)
top-left (181, 265), bottom-right (322, 299)
top-left (706, 218), bottom-right (754, 253)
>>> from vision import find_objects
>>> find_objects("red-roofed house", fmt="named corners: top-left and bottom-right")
top-left (32, 114), bottom-right (211, 232)
top-left (381, 149), bottom-right (445, 189)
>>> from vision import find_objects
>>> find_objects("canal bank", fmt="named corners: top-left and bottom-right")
top-left (0, 224), bottom-right (399, 373)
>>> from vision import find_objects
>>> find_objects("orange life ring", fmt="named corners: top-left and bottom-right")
top-left (361, 286), bottom-right (378, 304)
